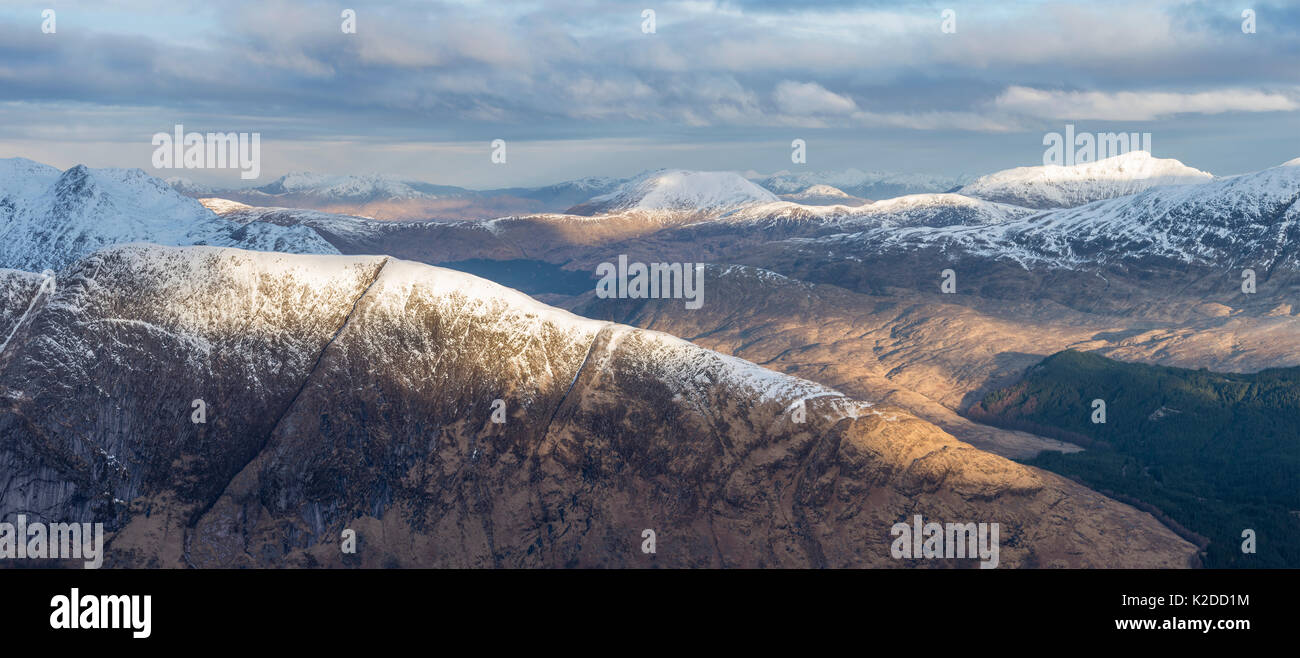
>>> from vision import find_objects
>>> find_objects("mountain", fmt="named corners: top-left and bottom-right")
top-left (0, 244), bottom-right (1195, 568)
top-left (196, 156), bottom-right (1300, 310)
top-left (193, 159), bottom-right (1300, 476)
top-left (567, 170), bottom-right (779, 215)
top-left (168, 172), bottom-right (474, 204)
top-left (483, 176), bottom-right (627, 209)
top-left (778, 184), bottom-right (868, 206)
top-left (179, 173), bottom-right (630, 221)
top-left (956, 151), bottom-right (1213, 209)
top-left (0, 160), bottom-right (337, 271)
top-left (162, 176), bottom-right (216, 197)
top-left (845, 157), bottom-right (1300, 271)
top-left (251, 172), bottom-right (473, 202)
top-left (200, 200), bottom-right (527, 265)
top-left (720, 192), bottom-right (1034, 229)
top-left (0, 158), bottom-right (62, 200)
top-left (753, 169), bottom-right (972, 200)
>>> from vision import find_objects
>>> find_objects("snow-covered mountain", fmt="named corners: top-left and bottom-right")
top-left (174, 172), bottom-right (633, 219)
top-left (717, 191), bottom-right (1035, 230)
top-left (956, 151), bottom-right (1213, 209)
top-left (251, 172), bottom-right (473, 202)
top-left (753, 169), bottom-right (971, 200)
top-left (201, 199), bottom-right (386, 242)
top-left (168, 172), bottom-right (476, 204)
top-left (844, 193), bottom-right (1033, 227)
top-left (37, 153), bottom-right (1299, 295)
top-left (0, 158), bottom-right (62, 200)
top-left (568, 170), bottom-right (779, 215)
top-left (813, 158), bottom-right (1300, 270)
top-left (184, 155), bottom-right (1300, 284)
top-left (163, 176), bottom-right (216, 196)
top-left (778, 184), bottom-right (868, 206)
top-left (0, 243), bottom-right (1194, 568)
top-left (0, 159), bottom-right (337, 271)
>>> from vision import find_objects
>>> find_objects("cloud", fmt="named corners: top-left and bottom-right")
top-left (2, 0), bottom-right (1300, 182)
top-left (994, 85), bottom-right (1300, 121)
top-left (773, 81), bottom-right (857, 115)
top-left (851, 109), bottom-right (1023, 132)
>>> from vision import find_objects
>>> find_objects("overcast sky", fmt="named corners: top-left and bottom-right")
top-left (2, 0), bottom-right (1298, 187)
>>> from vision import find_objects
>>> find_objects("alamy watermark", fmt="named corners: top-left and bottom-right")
top-left (1043, 124), bottom-right (1151, 167)
top-left (595, 255), bottom-right (704, 309)
top-left (152, 124), bottom-right (261, 180)
top-left (890, 514), bottom-right (1000, 568)
top-left (50, 588), bottom-right (151, 639)
top-left (0, 515), bottom-right (104, 568)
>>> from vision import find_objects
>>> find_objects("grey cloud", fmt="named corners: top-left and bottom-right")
top-left (0, 0), bottom-right (1298, 184)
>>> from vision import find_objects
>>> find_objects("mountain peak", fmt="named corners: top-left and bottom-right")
top-left (260, 171), bottom-right (437, 201)
top-left (797, 184), bottom-right (851, 197)
top-left (0, 159), bottom-right (339, 271)
top-left (569, 169), bottom-right (779, 215)
top-left (0, 158), bottom-right (62, 201)
top-left (958, 151), bottom-right (1213, 209)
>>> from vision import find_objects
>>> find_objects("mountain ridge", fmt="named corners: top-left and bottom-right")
top-left (0, 243), bottom-right (1197, 568)
top-left (0, 162), bottom-right (337, 271)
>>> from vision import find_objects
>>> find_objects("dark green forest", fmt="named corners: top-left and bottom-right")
top-left (968, 350), bottom-right (1300, 568)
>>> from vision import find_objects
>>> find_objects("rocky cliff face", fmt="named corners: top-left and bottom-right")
top-left (0, 245), bottom-right (1195, 568)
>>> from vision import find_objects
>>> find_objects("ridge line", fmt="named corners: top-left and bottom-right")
top-left (182, 256), bottom-right (391, 563)
top-left (537, 322), bottom-right (613, 445)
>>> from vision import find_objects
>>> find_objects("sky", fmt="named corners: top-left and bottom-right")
top-left (1, 0), bottom-right (1298, 188)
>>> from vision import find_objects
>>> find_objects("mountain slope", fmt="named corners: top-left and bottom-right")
top-left (0, 244), bottom-right (1195, 568)
top-left (972, 350), bottom-right (1300, 567)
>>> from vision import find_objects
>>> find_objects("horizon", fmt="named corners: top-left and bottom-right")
top-left (5, 147), bottom-right (1289, 195)
top-left (3, 1), bottom-right (1299, 187)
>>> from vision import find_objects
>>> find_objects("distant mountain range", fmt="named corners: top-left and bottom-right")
top-left (168, 171), bottom-right (630, 220)
top-left (169, 167), bottom-right (965, 218)
top-left (750, 168), bottom-right (973, 200)
top-left (165, 151), bottom-right (1226, 219)
top-left (14, 152), bottom-right (1300, 292)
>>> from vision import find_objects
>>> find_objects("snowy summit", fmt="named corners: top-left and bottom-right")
top-left (568, 170), bottom-right (779, 215)
top-left (957, 151), bottom-right (1213, 209)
